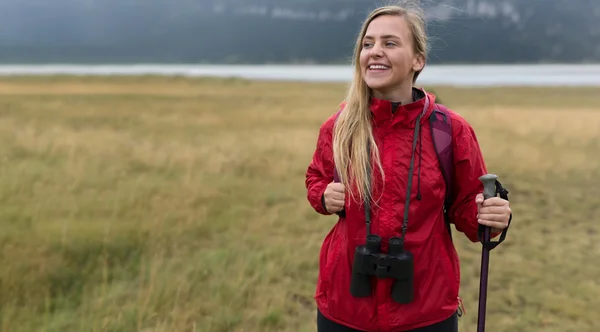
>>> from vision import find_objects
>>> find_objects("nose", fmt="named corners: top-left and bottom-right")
top-left (370, 42), bottom-right (383, 58)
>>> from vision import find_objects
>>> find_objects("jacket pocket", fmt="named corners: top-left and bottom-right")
top-left (315, 227), bottom-right (343, 299)
top-left (436, 232), bottom-right (460, 301)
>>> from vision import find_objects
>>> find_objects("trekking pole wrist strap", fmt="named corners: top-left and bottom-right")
top-left (477, 180), bottom-right (511, 251)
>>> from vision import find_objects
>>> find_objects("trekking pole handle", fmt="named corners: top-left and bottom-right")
top-left (479, 174), bottom-right (498, 200)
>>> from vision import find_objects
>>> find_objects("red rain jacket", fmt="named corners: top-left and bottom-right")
top-left (305, 89), bottom-right (491, 331)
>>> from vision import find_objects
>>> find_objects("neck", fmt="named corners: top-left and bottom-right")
top-left (372, 84), bottom-right (414, 105)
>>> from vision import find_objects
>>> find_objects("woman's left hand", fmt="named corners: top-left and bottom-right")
top-left (475, 194), bottom-right (511, 233)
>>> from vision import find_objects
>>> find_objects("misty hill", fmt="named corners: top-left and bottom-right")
top-left (0, 0), bottom-right (599, 64)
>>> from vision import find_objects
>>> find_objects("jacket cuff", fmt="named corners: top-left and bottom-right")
top-left (321, 193), bottom-right (329, 213)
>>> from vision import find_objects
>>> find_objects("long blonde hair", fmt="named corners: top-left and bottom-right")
top-left (332, 2), bottom-right (429, 205)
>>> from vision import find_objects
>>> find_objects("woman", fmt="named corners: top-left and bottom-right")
top-left (304, 3), bottom-right (512, 332)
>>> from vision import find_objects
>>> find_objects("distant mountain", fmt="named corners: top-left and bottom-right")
top-left (0, 0), bottom-right (598, 64)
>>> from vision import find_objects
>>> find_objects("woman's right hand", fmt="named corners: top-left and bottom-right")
top-left (324, 181), bottom-right (346, 213)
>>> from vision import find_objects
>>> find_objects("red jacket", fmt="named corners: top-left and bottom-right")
top-left (305, 90), bottom-right (490, 331)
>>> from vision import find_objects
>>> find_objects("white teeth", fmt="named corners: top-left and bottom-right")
top-left (369, 65), bottom-right (389, 70)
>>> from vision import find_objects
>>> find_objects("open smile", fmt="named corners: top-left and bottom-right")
top-left (368, 64), bottom-right (391, 73)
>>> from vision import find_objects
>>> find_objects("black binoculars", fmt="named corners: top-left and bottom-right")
top-left (349, 234), bottom-right (414, 304)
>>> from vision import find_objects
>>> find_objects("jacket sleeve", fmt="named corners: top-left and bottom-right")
top-left (305, 117), bottom-right (336, 216)
top-left (447, 115), bottom-right (501, 243)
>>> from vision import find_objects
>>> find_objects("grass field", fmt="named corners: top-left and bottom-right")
top-left (0, 76), bottom-right (599, 332)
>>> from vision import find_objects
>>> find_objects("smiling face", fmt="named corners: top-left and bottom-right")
top-left (359, 14), bottom-right (425, 101)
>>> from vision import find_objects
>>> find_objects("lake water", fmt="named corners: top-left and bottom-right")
top-left (1, 64), bottom-right (599, 87)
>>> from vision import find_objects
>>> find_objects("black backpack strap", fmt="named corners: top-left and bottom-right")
top-left (477, 180), bottom-right (511, 251)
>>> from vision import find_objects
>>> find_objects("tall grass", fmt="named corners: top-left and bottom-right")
top-left (0, 76), bottom-right (599, 331)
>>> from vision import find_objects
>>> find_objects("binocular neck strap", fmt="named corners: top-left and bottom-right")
top-left (363, 106), bottom-right (425, 244)
top-left (400, 113), bottom-right (422, 244)
top-left (364, 142), bottom-right (372, 236)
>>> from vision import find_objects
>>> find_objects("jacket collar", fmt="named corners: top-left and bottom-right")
top-left (369, 87), bottom-right (435, 127)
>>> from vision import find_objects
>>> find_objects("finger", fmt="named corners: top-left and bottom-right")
top-left (478, 219), bottom-right (508, 230)
top-left (475, 193), bottom-right (484, 205)
top-left (475, 193), bottom-right (484, 213)
top-left (330, 183), bottom-right (345, 193)
top-left (478, 213), bottom-right (509, 222)
top-left (327, 205), bottom-right (341, 213)
top-left (331, 192), bottom-right (345, 200)
top-left (328, 202), bottom-right (344, 211)
top-left (478, 206), bottom-right (510, 215)
top-left (482, 197), bottom-right (508, 207)
top-left (330, 197), bottom-right (345, 205)
top-left (327, 198), bottom-right (345, 207)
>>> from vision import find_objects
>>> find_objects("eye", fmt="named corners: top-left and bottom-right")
top-left (385, 41), bottom-right (397, 47)
top-left (363, 42), bottom-right (373, 48)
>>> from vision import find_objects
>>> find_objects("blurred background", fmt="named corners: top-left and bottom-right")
top-left (0, 1), bottom-right (599, 332)
top-left (1, 0), bottom-right (599, 65)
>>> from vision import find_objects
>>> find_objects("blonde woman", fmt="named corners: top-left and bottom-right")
top-left (305, 3), bottom-right (512, 332)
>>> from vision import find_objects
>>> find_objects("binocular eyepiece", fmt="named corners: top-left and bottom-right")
top-left (349, 235), bottom-right (414, 304)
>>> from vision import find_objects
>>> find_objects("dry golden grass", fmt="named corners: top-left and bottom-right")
top-left (0, 75), bottom-right (599, 332)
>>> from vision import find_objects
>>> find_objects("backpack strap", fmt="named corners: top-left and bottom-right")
top-left (430, 104), bottom-right (511, 250)
top-left (429, 104), bottom-right (455, 239)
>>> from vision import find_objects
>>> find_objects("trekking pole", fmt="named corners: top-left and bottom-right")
top-left (477, 174), bottom-right (498, 332)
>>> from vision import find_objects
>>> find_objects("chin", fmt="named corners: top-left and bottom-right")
top-left (364, 79), bottom-right (391, 92)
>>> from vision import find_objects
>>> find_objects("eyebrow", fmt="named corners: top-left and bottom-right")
top-left (363, 34), bottom-right (401, 40)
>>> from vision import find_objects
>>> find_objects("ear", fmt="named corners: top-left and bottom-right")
top-left (413, 53), bottom-right (425, 72)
